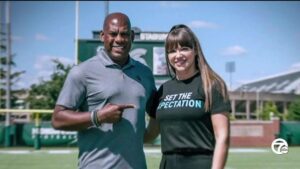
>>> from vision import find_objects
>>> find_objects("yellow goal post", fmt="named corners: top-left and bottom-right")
top-left (0, 109), bottom-right (53, 126)
top-left (0, 109), bottom-right (53, 149)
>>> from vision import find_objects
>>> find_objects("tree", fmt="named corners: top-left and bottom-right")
top-left (0, 34), bottom-right (25, 109)
top-left (260, 101), bottom-right (280, 120)
top-left (286, 98), bottom-right (300, 121)
top-left (26, 59), bottom-right (72, 120)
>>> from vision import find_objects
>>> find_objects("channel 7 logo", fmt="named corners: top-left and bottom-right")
top-left (271, 138), bottom-right (288, 155)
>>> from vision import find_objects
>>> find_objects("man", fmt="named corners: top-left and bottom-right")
top-left (52, 12), bottom-right (156, 169)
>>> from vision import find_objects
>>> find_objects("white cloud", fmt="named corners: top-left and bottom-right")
top-left (13, 73), bottom-right (39, 89)
top-left (159, 1), bottom-right (188, 8)
top-left (14, 81), bottom-right (27, 89)
top-left (35, 33), bottom-right (50, 41)
top-left (221, 45), bottom-right (247, 56)
top-left (11, 55), bottom-right (73, 89)
top-left (12, 36), bottom-right (23, 42)
top-left (188, 20), bottom-right (218, 29)
top-left (34, 55), bottom-right (73, 81)
top-left (289, 62), bottom-right (300, 71)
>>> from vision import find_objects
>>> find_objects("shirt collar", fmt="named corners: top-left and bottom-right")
top-left (98, 48), bottom-right (135, 69)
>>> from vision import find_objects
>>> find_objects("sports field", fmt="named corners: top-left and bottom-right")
top-left (0, 147), bottom-right (299, 169)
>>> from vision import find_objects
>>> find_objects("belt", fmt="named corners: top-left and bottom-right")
top-left (163, 148), bottom-right (213, 156)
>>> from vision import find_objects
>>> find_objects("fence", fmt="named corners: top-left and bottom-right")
top-left (0, 109), bottom-right (53, 149)
top-left (1, 109), bottom-right (300, 149)
top-left (230, 117), bottom-right (280, 147)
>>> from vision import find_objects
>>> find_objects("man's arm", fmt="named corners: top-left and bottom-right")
top-left (51, 105), bottom-right (92, 131)
top-left (52, 103), bottom-right (135, 131)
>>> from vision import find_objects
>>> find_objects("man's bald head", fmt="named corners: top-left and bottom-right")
top-left (103, 12), bottom-right (131, 31)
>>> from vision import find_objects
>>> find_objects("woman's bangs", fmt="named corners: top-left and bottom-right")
top-left (166, 30), bottom-right (194, 52)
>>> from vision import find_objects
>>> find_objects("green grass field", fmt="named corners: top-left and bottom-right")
top-left (0, 147), bottom-right (299, 169)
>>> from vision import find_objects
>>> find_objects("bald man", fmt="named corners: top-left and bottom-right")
top-left (52, 12), bottom-right (156, 169)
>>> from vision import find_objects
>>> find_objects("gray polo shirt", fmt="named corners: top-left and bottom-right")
top-left (56, 49), bottom-right (156, 169)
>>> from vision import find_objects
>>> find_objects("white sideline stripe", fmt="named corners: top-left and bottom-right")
top-left (0, 150), bottom-right (31, 154)
top-left (144, 148), bottom-right (268, 154)
top-left (144, 149), bottom-right (161, 154)
top-left (0, 150), bottom-right (76, 154)
top-left (0, 148), bottom-right (268, 154)
top-left (48, 150), bottom-right (73, 154)
top-left (229, 148), bottom-right (268, 153)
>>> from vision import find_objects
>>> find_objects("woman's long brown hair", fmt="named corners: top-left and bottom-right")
top-left (165, 24), bottom-right (229, 112)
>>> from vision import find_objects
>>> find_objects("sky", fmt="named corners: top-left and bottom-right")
top-left (3, 1), bottom-right (300, 90)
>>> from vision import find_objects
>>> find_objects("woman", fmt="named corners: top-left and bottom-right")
top-left (145, 24), bottom-right (231, 169)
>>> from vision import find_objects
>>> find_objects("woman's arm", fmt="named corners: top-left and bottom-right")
top-left (144, 117), bottom-right (160, 143)
top-left (211, 112), bottom-right (230, 169)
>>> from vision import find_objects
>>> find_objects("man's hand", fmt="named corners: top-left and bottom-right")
top-left (97, 103), bottom-right (135, 124)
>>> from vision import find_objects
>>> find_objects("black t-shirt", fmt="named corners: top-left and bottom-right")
top-left (151, 73), bottom-right (230, 153)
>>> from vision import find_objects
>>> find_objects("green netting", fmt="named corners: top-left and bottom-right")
top-left (22, 122), bottom-right (77, 146)
top-left (279, 121), bottom-right (300, 145)
top-left (0, 122), bottom-right (4, 144)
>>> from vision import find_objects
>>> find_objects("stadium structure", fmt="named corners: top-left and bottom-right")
top-left (231, 69), bottom-right (300, 120)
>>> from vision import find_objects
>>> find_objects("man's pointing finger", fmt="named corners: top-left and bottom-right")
top-left (118, 104), bottom-right (136, 110)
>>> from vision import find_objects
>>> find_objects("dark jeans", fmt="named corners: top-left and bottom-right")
top-left (159, 154), bottom-right (213, 169)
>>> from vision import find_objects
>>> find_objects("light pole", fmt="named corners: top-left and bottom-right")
top-left (225, 61), bottom-right (235, 90)
top-left (104, 1), bottom-right (109, 17)
top-left (4, 1), bottom-right (11, 147)
top-left (75, 1), bottom-right (79, 65)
